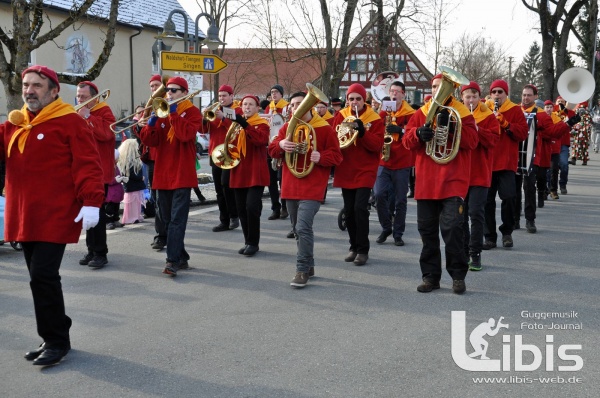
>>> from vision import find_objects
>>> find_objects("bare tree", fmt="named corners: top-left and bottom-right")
top-left (414, 0), bottom-right (457, 72)
top-left (0, 0), bottom-right (120, 110)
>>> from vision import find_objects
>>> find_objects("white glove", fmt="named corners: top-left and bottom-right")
top-left (115, 176), bottom-right (123, 183)
top-left (121, 176), bottom-right (129, 183)
top-left (74, 206), bottom-right (100, 230)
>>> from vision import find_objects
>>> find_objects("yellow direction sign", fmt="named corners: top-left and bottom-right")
top-left (160, 51), bottom-right (228, 74)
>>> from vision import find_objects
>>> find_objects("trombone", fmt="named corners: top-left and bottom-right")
top-left (74, 89), bottom-right (110, 111)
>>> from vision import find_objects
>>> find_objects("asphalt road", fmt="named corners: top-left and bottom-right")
top-left (1, 152), bottom-right (599, 398)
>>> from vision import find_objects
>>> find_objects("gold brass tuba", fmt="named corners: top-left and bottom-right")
top-left (210, 121), bottom-right (241, 169)
top-left (284, 83), bottom-right (329, 178)
top-left (424, 66), bottom-right (469, 164)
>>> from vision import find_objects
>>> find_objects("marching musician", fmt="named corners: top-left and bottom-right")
top-left (332, 83), bottom-right (384, 266)
top-left (230, 95), bottom-right (271, 257)
top-left (1, 65), bottom-right (104, 366)
top-left (544, 100), bottom-right (572, 200)
top-left (76, 81), bottom-right (116, 270)
top-left (268, 91), bottom-right (342, 288)
top-left (314, 101), bottom-right (334, 126)
top-left (203, 84), bottom-right (241, 232)
top-left (482, 80), bottom-right (528, 250)
top-left (403, 72), bottom-right (478, 294)
top-left (516, 84), bottom-right (564, 233)
top-left (266, 84), bottom-right (288, 220)
top-left (139, 77), bottom-right (202, 276)
top-left (330, 98), bottom-right (343, 115)
top-left (374, 80), bottom-right (415, 247)
top-left (554, 96), bottom-right (576, 194)
top-left (459, 81), bottom-right (500, 272)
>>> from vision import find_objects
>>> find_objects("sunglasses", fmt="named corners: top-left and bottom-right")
top-left (491, 90), bottom-right (504, 94)
top-left (347, 97), bottom-right (362, 101)
top-left (166, 88), bottom-right (182, 93)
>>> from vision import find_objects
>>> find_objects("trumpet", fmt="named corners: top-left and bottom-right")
top-left (203, 102), bottom-right (220, 122)
top-left (110, 85), bottom-right (166, 134)
top-left (74, 89), bottom-right (110, 111)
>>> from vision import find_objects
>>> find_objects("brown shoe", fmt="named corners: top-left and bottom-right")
top-left (417, 279), bottom-right (440, 293)
top-left (344, 251), bottom-right (357, 262)
top-left (353, 253), bottom-right (368, 266)
top-left (452, 280), bottom-right (466, 294)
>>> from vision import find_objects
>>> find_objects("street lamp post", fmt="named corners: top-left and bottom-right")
top-left (193, 13), bottom-right (225, 108)
top-left (154, 9), bottom-right (190, 74)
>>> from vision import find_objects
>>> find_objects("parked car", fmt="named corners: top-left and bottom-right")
top-left (196, 132), bottom-right (209, 154)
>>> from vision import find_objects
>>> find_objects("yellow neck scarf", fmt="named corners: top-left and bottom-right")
top-left (420, 97), bottom-right (471, 120)
top-left (341, 104), bottom-right (380, 125)
top-left (7, 98), bottom-right (76, 157)
top-left (471, 102), bottom-right (493, 124)
top-left (269, 99), bottom-right (289, 113)
top-left (485, 98), bottom-right (518, 114)
top-left (237, 113), bottom-right (269, 157)
top-left (90, 101), bottom-right (109, 112)
top-left (167, 100), bottom-right (195, 143)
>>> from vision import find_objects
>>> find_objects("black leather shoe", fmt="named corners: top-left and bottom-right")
top-left (212, 223), bottom-right (229, 232)
top-left (25, 343), bottom-right (46, 361)
top-left (32, 348), bottom-right (69, 366)
top-left (151, 239), bottom-right (166, 251)
top-left (394, 237), bottom-right (405, 246)
top-left (243, 245), bottom-right (259, 256)
top-left (280, 209), bottom-right (289, 219)
top-left (482, 240), bottom-right (497, 250)
top-left (376, 230), bottom-right (392, 244)
top-left (452, 280), bottom-right (466, 294)
top-left (502, 235), bottom-right (513, 248)
top-left (286, 230), bottom-right (296, 239)
top-left (238, 245), bottom-right (248, 254)
top-left (268, 211), bottom-right (280, 220)
top-left (79, 253), bottom-right (93, 265)
top-left (229, 218), bottom-right (240, 230)
top-left (88, 256), bottom-right (107, 269)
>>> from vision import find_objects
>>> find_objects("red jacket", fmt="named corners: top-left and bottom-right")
top-left (404, 97), bottom-right (478, 199)
top-left (378, 100), bottom-right (416, 170)
top-left (1, 109), bottom-right (105, 243)
top-left (230, 116), bottom-right (270, 188)
top-left (268, 116), bottom-right (343, 201)
top-left (202, 103), bottom-right (243, 155)
top-left (88, 104), bottom-right (116, 184)
top-left (139, 101), bottom-right (202, 189)
top-left (332, 105), bottom-right (385, 189)
top-left (549, 112), bottom-right (571, 154)
top-left (522, 106), bottom-right (562, 168)
top-left (469, 104), bottom-right (500, 187)
top-left (485, 99), bottom-right (529, 172)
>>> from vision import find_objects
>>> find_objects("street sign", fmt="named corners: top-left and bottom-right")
top-left (160, 51), bottom-right (228, 74)
top-left (175, 73), bottom-right (203, 91)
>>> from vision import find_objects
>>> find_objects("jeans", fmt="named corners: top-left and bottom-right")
top-left (234, 186), bottom-right (264, 246)
top-left (558, 145), bottom-right (569, 189)
top-left (22, 242), bottom-right (71, 350)
top-left (342, 187), bottom-right (371, 254)
top-left (157, 188), bottom-right (191, 265)
top-left (374, 166), bottom-right (410, 238)
top-left (463, 186), bottom-right (488, 256)
top-left (484, 170), bottom-right (516, 241)
top-left (212, 164), bottom-right (237, 224)
top-left (287, 199), bottom-right (321, 273)
top-left (417, 198), bottom-right (468, 282)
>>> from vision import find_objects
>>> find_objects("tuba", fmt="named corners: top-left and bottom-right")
top-left (284, 83), bottom-right (329, 178)
top-left (210, 121), bottom-right (241, 169)
top-left (424, 66), bottom-right (469, 164)
top-left (557, 67), bottom-right (595, 110)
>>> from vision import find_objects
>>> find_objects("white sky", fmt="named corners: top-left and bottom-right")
top-left (178, 0), bottom-right (572, 72)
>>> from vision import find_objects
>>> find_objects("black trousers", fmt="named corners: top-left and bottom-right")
top-left (516, 165), bottom-right (543, 222)
top-left (463, 186), bottom-right (488, 256)
top-left (484, 170), bottom-right (516, 241)
top-left (85, 184), bottom-right (108, 256)
top-left (104, 201), bottom-right (120, 223)
top-left (234, 186), bottom-right (264, 246)
top-left (547, 154), bottom-right (560, 192)
top-left (211, 163), bottom-right (238, 224)
top-left (22, 242), bottom-right (71, 350)
top-left (417, 198), bottom-right (468, 282)
top-left (266, 158), bottom-right (285, 212)
top-left (342, 187), bottom-right (371, 254)
top-left (148, 162), bottom-right (167, 242)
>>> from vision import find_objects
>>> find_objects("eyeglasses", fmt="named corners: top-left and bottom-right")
top-left (491, 90), bottom-right (504, 94)
top-left (389, 89), bottom-right (403, 94)
top-left (347, 97), bottom-right (362, 102)
top-left (166, 88), bottom-right (182, 93)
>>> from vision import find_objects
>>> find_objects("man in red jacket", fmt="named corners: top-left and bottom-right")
top-left (139, 77), bottom-right (202, 276)
top-left (482, 80), bottom-right (528, 249)
top-left (374, 80), bottom-right (415, 247)
top-left (544, 100), bottom-right (573, 200)
top-left (403, 73), bottom-right (478, 294)
top-left (76, 81), bottom-right (116, 269)
top-left (269, 91), bottom-right (343, 287)
top-left (332, 83), bottom-right (384, 266)
top-left (460, 81), bottom-right (499, 271)
top-left (1, 65), bottom-right (104, 366)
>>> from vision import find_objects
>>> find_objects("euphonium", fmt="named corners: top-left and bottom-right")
top-left (424, 66), bottom-right (469, 164)
top-left (210, 121), bottom-right (241, 169)
top-left (336, 106), bottom-right (362, 149)
top-left (285, 83), bottom-right (329, 178)
top-left (203, 102), bottom-right (220, 122)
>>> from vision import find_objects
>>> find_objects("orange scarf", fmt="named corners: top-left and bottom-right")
top-left (388, 101), bottom-right (416, 141)
top-left (167, 100), bottom-right (195, 143)
top-left (485, 98), bottom-right (518, 114)
top-left (237, 113), bottom-right (269, 157)
top-left (90, 101), bottom-right (109, 112)
top-left (7, 98), bottom-right (76, 157)
top-left (340, 104), bottom-right (381, 125)
top-left (472, 102), bottom-right (493, 125)
top-left (421, 97), bottom-right (471, 120)
top-left (269, 99), bottom-right (288, 114)
top-left (308, 114), bottom-right (330, 129)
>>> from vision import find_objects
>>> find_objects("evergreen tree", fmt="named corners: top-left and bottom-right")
top-left (511, 42), bottom-right (544, 102)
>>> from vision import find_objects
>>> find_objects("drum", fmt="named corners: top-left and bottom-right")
top-left (270, 113), bottom-right (285, 141)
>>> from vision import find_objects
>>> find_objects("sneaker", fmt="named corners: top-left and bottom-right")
top-left (212, 223), bottom-right (229, 232)
top-left (394, 237), bottom-right (405, 246)
top-left (290, 272), bottom-right (309, 288)
top-left (280, 209), bottom-right (289, 219)
top-left (308, 267), bottom-right (315, 278)
top-left (417, 279), bottom-right (440, 293)
top-left (482, 240), bottom-right (496, 250)
top-left (452, 280), bottom-right (466, 294)
top-left (376, 230), bottom-right (392, 244)
top-left (560, 187), bottom-right (567, 195)
top-left (79, 252), bottom-right (93, 265)
top-left (469, 253), bottom-right (482, 271)
top-left (162, 263), bottom-right (177, 276)
top-left (229, 218), bottom-right (240, 230)
top-left (88, 255), bottom-right (108, 269)
top-left (502, 235), bottom-right (513, 248)
top-left (525, 220), bottom-right (537, 233)
top-left (268, 211), bottom-right (280, 220)
top-left (550, 191), bottom-right (559, 200)
top-left (151, 239), bottom-right (166, 251)
top-left (106, 222), bottom-right (115, 230)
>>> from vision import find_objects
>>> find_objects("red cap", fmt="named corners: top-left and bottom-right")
top-left (22, 65), bottom-right (60, 92)
top-left (241, 95), bottom-right (260, 106)
top-left (556, 96), bottom-right (564, 101)
top-left (79, 81), bottom-right (99, 93)
top-left (461, 81), bottom-right (481, 95)
top-left (424, 95), bottom-right (432, 102)
top-left (431, 73), bottom-right (443, 84)
top-left (218, 84), bottom-right (233, 95)
top-left (149, 74), bottom-right (162, 84)
top-left (490, 79), bottom-right (509, 95)
top-left (544, 100), bottom-right (553, 106)
top-left (166, 76), bottom-right (188, 92)
top-left (346, 83), bottom-right (367, 101)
